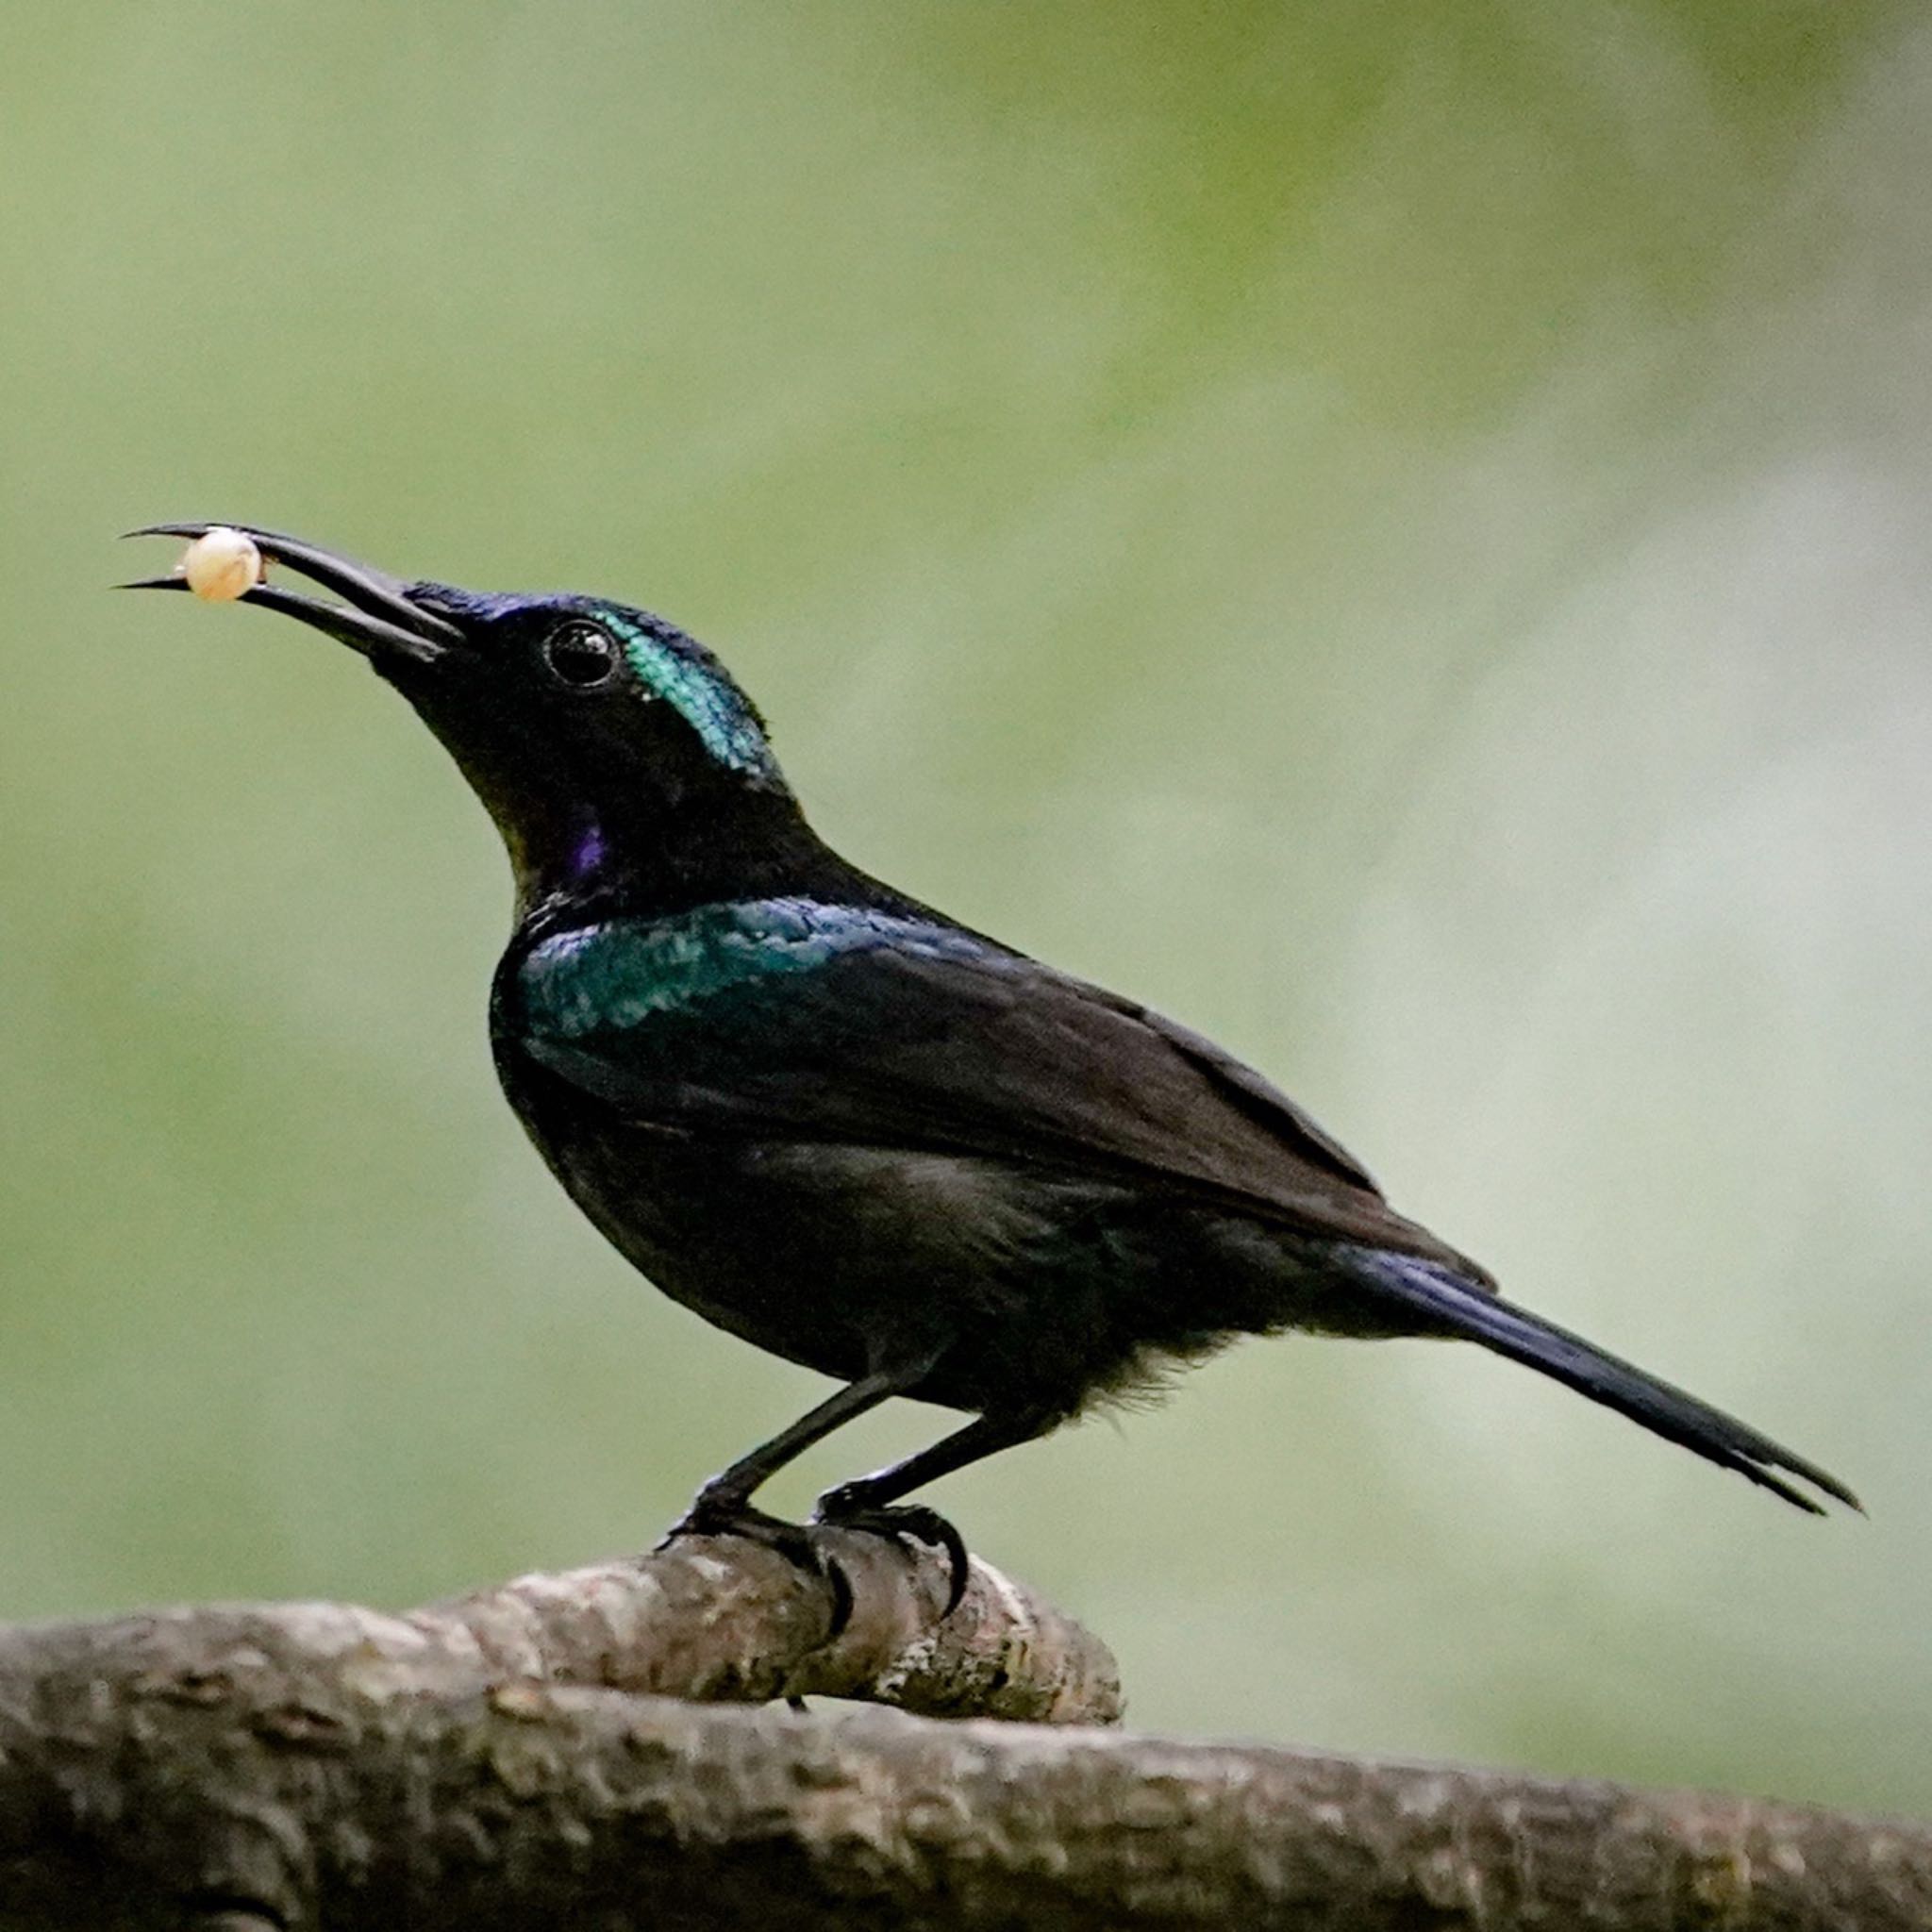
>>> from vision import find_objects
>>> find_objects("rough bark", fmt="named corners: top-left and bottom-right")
top-left (0, 1534), bottom-right (1921, 1930)
top-left (424, 1527), bottom-right (1122, 1723)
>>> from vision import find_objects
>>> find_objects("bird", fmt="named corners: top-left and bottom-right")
top-left (125, 522), bottom-right (1858, 1602)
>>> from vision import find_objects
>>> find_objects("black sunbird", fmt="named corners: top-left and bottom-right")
top-left (126, 524), bottom-right (1859, 1598)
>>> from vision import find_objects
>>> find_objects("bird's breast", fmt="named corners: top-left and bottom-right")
top-left (512, 895), bottom-right (981, 1039)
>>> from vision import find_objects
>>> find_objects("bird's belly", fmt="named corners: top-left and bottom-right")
top-left (523, 1111), bottom-right (1113, 1403)
top-left (500, 1063), bottom-right (1421, 1417)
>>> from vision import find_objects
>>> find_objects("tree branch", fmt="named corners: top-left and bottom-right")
top-left (0, 1536), bottom-right (1921, 1929)
top-left (425, 1526), bottom-right (1122, 1723)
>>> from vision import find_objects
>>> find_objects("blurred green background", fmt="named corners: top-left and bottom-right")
top-left (1, 3), bottom-right (1924, 1816)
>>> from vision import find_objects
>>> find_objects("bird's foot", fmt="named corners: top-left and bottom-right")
top-left (658, 1493), bottom-right (827, 1580)
top-left (658, 1495), bottom-right (858, 1641)
top-left (658, 1491), bottom-right (862, 1637)
top-left (811, 1490), bottom-right (972, 1616)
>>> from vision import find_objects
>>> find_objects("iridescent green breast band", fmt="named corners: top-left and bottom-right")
top-left (596, 608), bottom-right (777, 778)
top-left (521, 896), bottom-right (982, 1037)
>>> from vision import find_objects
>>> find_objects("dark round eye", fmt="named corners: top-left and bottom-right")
top-left (542, 622), bottom-right (620, 689)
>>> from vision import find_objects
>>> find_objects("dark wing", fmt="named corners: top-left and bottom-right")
top-left (516, 932), bottom-right (1490, 1279)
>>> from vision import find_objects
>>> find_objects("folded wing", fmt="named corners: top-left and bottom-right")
top-left (514, 913), bottom-right (1491, 1283)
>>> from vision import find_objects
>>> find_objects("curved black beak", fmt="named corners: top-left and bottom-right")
top-left (120, 522), bottom-right (463, 665)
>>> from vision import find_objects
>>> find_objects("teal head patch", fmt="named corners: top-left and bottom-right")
top-left (596, 608), bottom-right (780, 782)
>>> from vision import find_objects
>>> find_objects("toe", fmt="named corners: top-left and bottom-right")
top-left (811, 1500), bottom-right (972, 1616)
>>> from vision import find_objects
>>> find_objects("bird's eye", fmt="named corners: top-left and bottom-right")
top-left (542, 622), bottom-right (620, 689)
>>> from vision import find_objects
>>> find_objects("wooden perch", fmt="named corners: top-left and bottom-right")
top-left (0, 1530), bottom-right (1923, 1929)
top-left (424, 1524), bottom-right (1122, 1721)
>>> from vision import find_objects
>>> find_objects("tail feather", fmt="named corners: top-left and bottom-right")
top-left (1358, 1255), bottom-right (1860, 1516)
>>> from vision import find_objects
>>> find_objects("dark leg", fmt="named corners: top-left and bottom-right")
top-left (812, 1407), bottom-right (1058, 1611)
top-left (664, 1369), bottom-right (910, 1555)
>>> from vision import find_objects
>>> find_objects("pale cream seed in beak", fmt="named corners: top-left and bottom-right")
top-left (180, 525), bottom-right (264, 602)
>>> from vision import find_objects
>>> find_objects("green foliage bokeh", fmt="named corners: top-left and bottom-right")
top-left (0, 3), bottom-right (1924, 1815)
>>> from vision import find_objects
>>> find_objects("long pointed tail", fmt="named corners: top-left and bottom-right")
top-left (1358, 1254), bottom-right (1860, 1515)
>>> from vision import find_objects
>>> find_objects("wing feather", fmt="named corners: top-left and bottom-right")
top-left (513, 922), bottom-right (1489, 1281)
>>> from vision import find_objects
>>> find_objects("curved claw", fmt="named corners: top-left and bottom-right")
top-left (658, 1496), bottom-right (820, 1569)
top-left (657, 1498), bottom-right (855, 1639)
top-left (812, 1495), bottom-right (972, 1616)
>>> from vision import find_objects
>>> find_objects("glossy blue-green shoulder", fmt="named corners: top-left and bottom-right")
top-left (518, 896), bottom-right (990, 1039)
